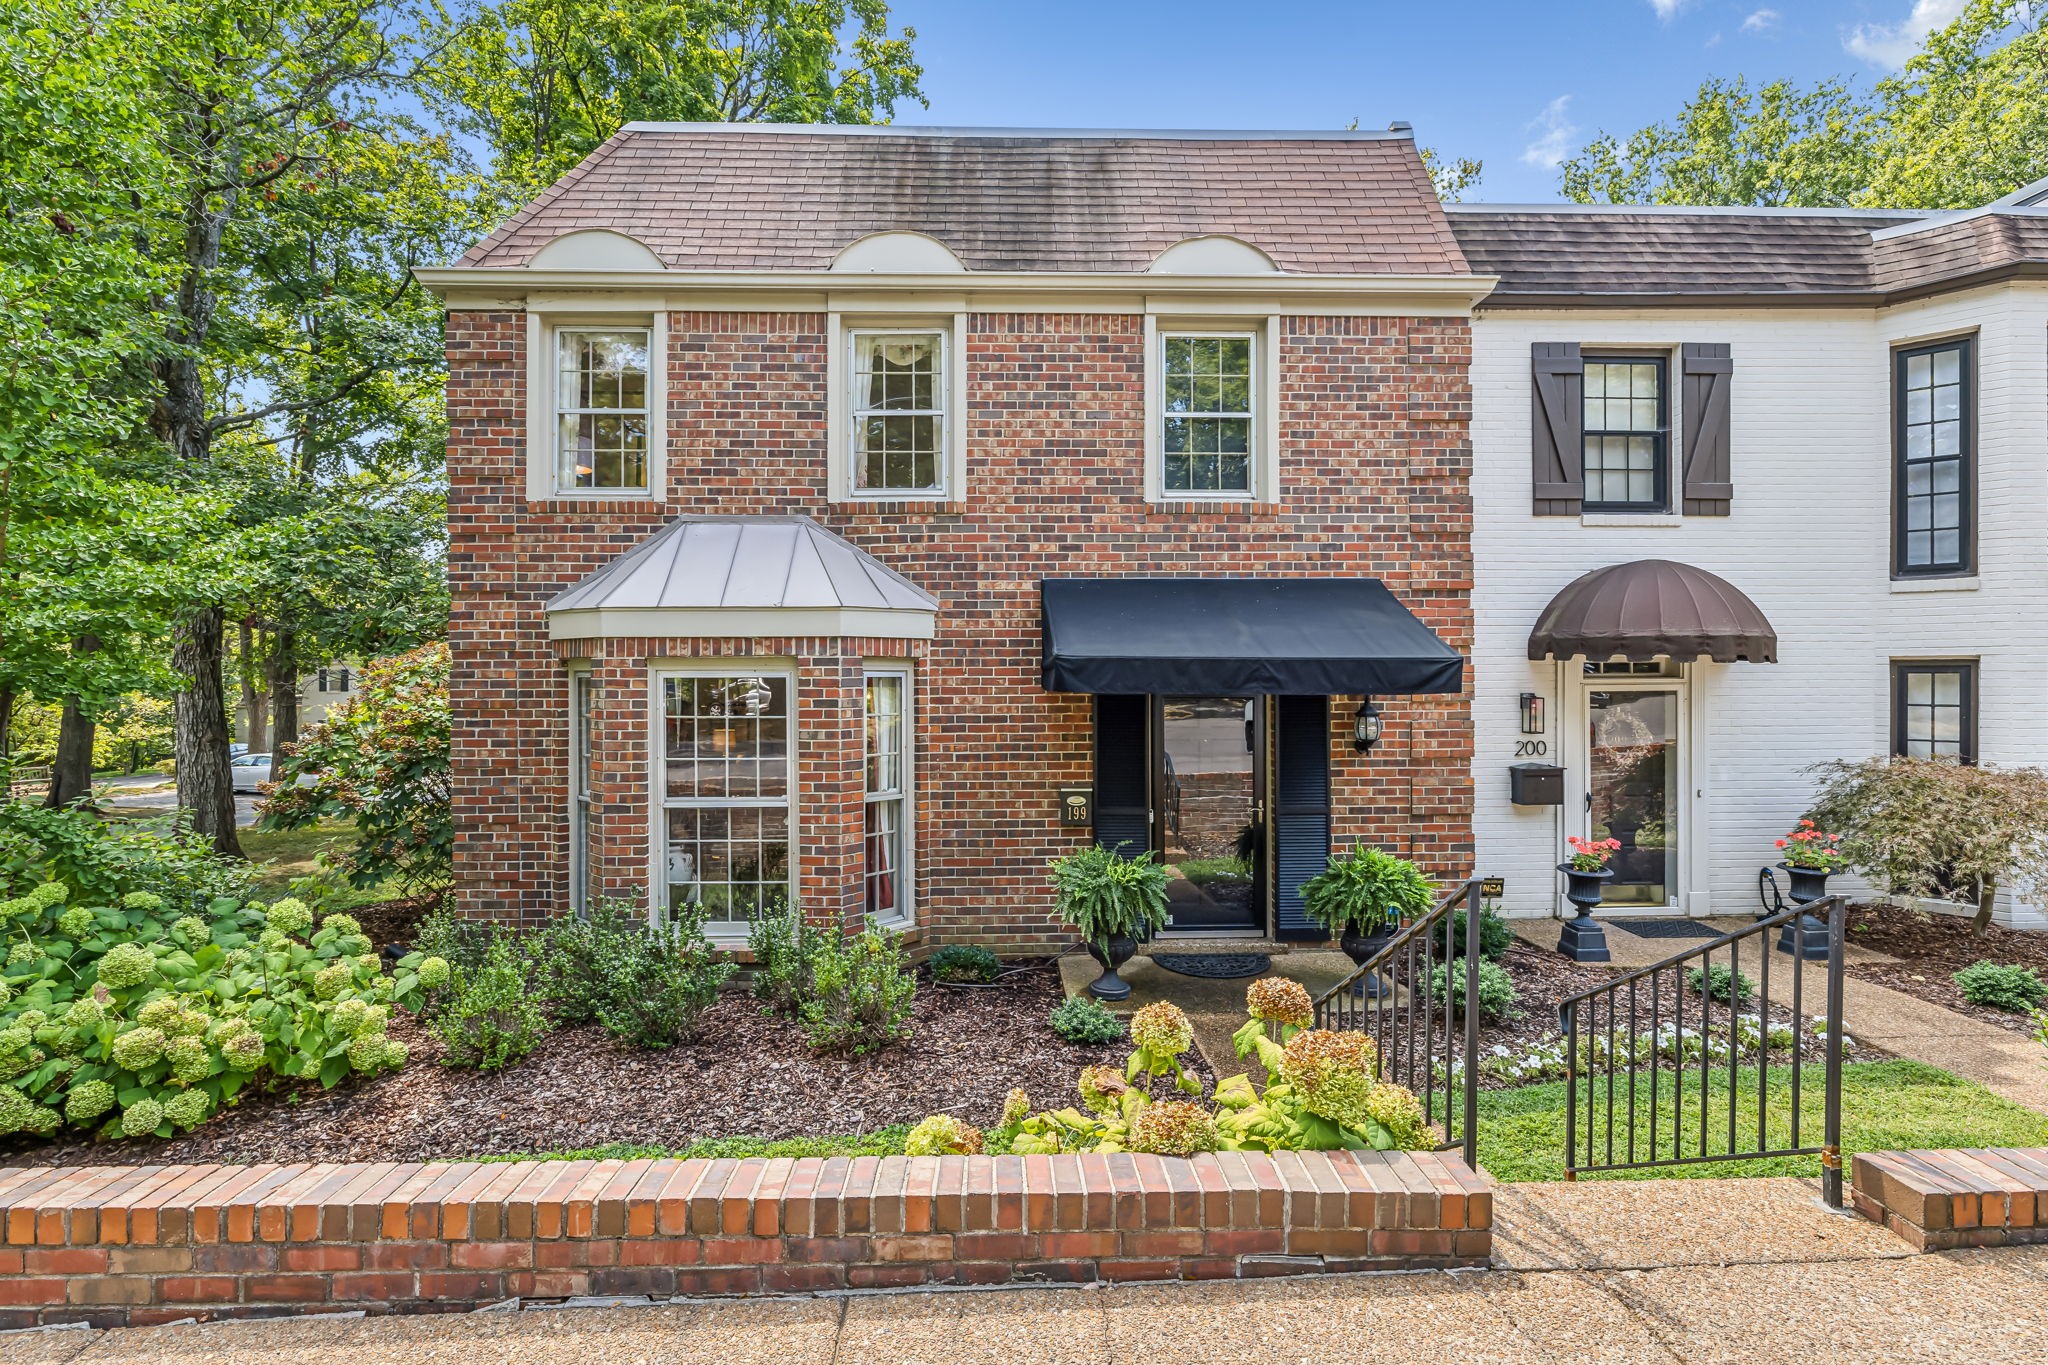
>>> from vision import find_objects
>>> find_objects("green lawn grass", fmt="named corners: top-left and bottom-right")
top-left (468, 1126), bottom-right (915, 1164)
top-left (237, 820), bottom-right (398, 907)
top-left (1476, 1059), bottom-right (2045, 1182)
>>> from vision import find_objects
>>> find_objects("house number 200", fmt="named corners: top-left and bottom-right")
top-left (1514, 740), bottom-right (1548, 757)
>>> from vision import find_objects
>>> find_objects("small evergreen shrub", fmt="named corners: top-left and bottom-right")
top-left (745, 903), bottom-right (819, 1017)
top-left (1434, 902), bottom-right (1513, 962)
top-left (797, 925), bottom-right (917, 1055)
top-left (929, 944), bottom-right (1002, 984)
top-left (1048, 994), bottom-right (1126, 1045)
top-left (1953, 959), bottom-right (2048, 1012)
top-left (1427, 958), bottom-right (1520, 1021)
top-left (1686, 963), bottom-right (1755, 1005)
top-left (585, 905), bottom-right (736, 1048)
top-left (432, 937), bottom-right (550, 1070)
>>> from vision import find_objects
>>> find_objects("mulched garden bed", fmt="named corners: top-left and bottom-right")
top-left (12, 959), bottom-right (1154, 1169)
top-left (1843, 901), bottom-right (2048, 1033)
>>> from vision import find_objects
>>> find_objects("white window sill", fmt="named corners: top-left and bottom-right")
top-left (842, 491), bottom-right (951, 502)
top-left (544, 488), bottom-right (655, 501)
top-left (1890, 575), bottom-right (1981, 594)
top-left (868, 914), bottom-right (915, 936)
top-left (1580, 512), bottom-right (1684, 528)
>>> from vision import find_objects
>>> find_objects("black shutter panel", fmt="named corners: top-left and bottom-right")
top-left (1532, 342), bottom-right (1584, 516)
top-left (1273, 695), bottom-right (1332, 942)
top-left (1092, 694), bottom-right (1150, 857)
top-left (1681, 343), bottom-right (1733, 516)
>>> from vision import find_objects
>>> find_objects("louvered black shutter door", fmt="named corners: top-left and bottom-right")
top-left (1273, 695), bottom-right (1332, 941)
top-left (1093, 694), bottom-right (1150, 857)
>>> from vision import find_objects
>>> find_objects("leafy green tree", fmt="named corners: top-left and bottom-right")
top-left (430, 0), bottom-right (927, 193)
top-left (1867, 0), bottom-right (2048, 207)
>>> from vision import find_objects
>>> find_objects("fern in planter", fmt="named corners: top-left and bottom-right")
top-left (1047, 844), bottom-right (1169, 947)
top-left (1299, 847), bottom-right (1435, 937)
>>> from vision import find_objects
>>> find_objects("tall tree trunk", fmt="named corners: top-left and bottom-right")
top-left (44, 634), bottom-right (103, 807)
top-left (268, 625), bottom-right (300, 751)
top-left (173, 606), bottom-right (241, 855)
top-left (1972, 877), bottom-right (1998, 937)
top-left (237, 618), bottom-right (269, 753)
top-left (0, 681), bottom-right (14, 760)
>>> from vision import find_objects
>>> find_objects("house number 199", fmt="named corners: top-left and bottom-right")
top-left (1514, 740), bottom-right (1548, 757)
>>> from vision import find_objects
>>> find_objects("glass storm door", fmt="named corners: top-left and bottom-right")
top-left (1156, 696), bottom-right (1264, 931)
top-left (1587, 688), bottom-right (1680, 908)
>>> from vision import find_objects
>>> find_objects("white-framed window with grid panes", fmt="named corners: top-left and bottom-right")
top-left (555, 327), bottom-right (651, 493)
top-left (849, 329), bottom-right (948, 496)
top-left (1581, 355), bottom-right (1668, 512)
top-left (656, 669), bottom-right (793, 931)
top-left (1159, 330), bottom-right (1257, 498)
top-left (568, 669), bottom-right (597, 916)
top-left (864, 668), bottom-right (912, 926)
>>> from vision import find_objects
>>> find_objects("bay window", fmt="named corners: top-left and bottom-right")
top-left (865, 670), bottom-right (911, 924)
top-left (660, 673), bottom-right (791, 927)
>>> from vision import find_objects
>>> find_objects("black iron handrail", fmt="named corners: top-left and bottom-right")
top-left (1558, 895), bottom-right (1847, 1206)
top-left (1313, 878), bottom-right (1485, 1171)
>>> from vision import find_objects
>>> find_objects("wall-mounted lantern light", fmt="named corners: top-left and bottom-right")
top-left (1520, 692), bottom-right (1546, 735)
top-left (1353, 699), bottom-right (1383, 752)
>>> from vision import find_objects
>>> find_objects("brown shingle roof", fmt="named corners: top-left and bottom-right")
top-left (458, 125), bottom-right (1470, 276)
top-left (1448, 205), bottom-right (2048, 305)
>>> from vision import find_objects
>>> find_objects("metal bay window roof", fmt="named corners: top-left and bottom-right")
top-left (1040, 577), bottom-right (1465, 696)
top-left (546, 515), bottom-right (938, 641)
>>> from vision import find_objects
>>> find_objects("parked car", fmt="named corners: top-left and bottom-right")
top-left (229, 743), bottom-right (249, 758)
top-left (230, 752), bottom-right (272, 792)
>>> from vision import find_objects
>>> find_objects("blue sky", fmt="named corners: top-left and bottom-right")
top-left (890, 0), bottom-right (1968, 200)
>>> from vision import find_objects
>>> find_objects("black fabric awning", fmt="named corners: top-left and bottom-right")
top-left (1040, 577), bottom-right (1466, 696)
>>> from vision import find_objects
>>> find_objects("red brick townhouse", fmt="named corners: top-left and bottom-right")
top-left (417, 124), bottom-right (1492, 952)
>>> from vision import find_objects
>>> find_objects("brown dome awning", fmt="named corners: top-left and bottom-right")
top-left (1528, 560), bottom-right (1778, 664)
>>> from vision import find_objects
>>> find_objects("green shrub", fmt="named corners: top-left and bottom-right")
top-left (584, 905), bottom-right (735, 1049)
top-left (0, 801), bottom-right (253, 911)
top-left (1434, 902), bottom-right (1513, 963)
top-left (1686, 963), bottom-right (1755, 1005)
top-left (431, 937), bottom-right (550, 1070)
top-left (0, 881), bottom-right (435, 1140)
top-left (796, 925), bottom-right (916, 1055)
top-left (1048, 994), bottom-right (1125, 1045)
top-left (929, 944), bottom-right (1002, 984)
top-left (1427, 958), bottom-right (1520, 1021)
top-left (1953, 959), bottom-right (2048, 1012)
top-left (411, 905), bottom-right (500, 978)
top-left (746, 903), bottom-right (821, 1016)
top-left (1047, 844), bottom-right (1169, 946)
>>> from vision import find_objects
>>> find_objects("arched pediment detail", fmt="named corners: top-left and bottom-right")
top-left (529, 229), bottom-right (666, 270)
top-left (831, 231), bottom-right (968, 273)
top-left (1148, 235), bottom-right (1280, 275)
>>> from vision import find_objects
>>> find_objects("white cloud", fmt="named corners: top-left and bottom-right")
top-left (1844, 0), bottom-right (1967, 67)
top-left (1520, 95), bottom-right (1578, 170)
top-left (1741, 8), bottom-right (1779, 33)
top-left (1647, 0), bottom-right (1689, 18)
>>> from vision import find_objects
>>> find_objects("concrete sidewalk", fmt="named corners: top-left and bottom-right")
top-left (17, 1177), bottom-right (2048, 1363)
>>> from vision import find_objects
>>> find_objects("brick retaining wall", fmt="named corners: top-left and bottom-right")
top-left (1852, 1148), bottom-right (2048, 1250)
top-left (0, 1150), bottom-right (1491, 1327)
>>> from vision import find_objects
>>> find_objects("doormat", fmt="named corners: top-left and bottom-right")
top-left (1149, 953), bottom-right (1273, 979)
top-left (1609, 918), bottom-right (1722, 941)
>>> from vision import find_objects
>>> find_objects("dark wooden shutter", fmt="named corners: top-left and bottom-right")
top-left (1273, 695), bottom-right (1332, 942)
top-left (1531, 342), bottom-right (1584, 515)
top-left (1680, 343), bottom-right (1733, 516)
top-left (1092, 694), bottom-right (1150, 857)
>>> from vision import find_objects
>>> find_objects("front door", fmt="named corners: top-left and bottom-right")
top-left (1585, 686), bottom-right (1682, 910)
top-left (1155, 696), bottom-right (1265, 931)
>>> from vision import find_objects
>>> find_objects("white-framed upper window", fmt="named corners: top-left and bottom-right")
top-left (657, 670), bottom-right (792, 931)
top-left (864, 668), bottom-right (912, 926)
top-left (1161, 331), bottom-right (1255, 496)
top-left (851, 330), bottom-right (947, 495)
top-left (555, 327), bottom-right (650, 493)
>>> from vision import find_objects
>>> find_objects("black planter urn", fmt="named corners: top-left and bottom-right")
top-left (1556, 864), bottom-right (1614, 963)
top-left (1775, 863), bottom-right (1832, 961)
top-left (1339, 925), bottom-right (1396, 999)
top-left (1086, 933), bottom-right (1139, 1001)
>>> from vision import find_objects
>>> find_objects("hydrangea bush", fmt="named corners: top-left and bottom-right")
top-left (912, 981), bottom-right (1443, 1159)
top-left (0, 880), bottom-right (445, 1141)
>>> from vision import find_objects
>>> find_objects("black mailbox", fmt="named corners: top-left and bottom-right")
top-left (1509, 763), bottom-right (1565, 806)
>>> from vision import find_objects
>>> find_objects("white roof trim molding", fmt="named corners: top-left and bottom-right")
top-left (1148, 235), bottom-right (1280, 274)
top-left (545, 515), bottom-right (939, 643)
top-left (831, 231), bottom-right (967, 273)
top-left (529, 229), bottom-right (667, 270)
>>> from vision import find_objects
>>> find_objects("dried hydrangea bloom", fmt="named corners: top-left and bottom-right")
top-left (1245, 977), bottom-right (1314, 1028)
top-left (1125, 1101), bottom-right (1219, 1157)
top-left (120, 1097), bottom-right (165, 1139)
top-left (1277, 1029), bottom-right (1380, 1128)
top-left (136, 997), bottom-right (184, 1032)
top-left (110, 1026), bottom-right (167, 1072)
top-left (63, 1079), bottom-right (115, 1124)
top-left (1002, 1088), bottom-right (1030, 1126)
top-left (162, 1087), bottom-right (212, 1130)
top-left (166, 1035), bottom-right (212, 1084)
top-left (1077, 1064), bottom-right (1129, 1116)
top-left (1130, 1001), bottom-right (1194, 1057)
top-left (904, 1114), bottom-right (985, 1156)
top-left (1363, 1082), bottom-right (1438, 1150)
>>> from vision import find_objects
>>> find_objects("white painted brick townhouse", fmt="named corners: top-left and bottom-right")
top-left (1447, 180), bottom-right (2048, 928)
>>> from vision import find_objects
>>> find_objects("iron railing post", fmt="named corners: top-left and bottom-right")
top-left (1561, 999), bottom-right (1577, 1181)
top-left (1821, 895), bottom-right (1846, 1209)
top-left (1461, 879), bottom-right (1480, 1171)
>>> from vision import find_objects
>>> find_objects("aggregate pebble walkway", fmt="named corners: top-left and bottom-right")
top-left (16, 1176), bottom-right (2048, 1364)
